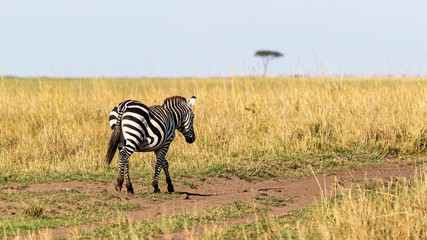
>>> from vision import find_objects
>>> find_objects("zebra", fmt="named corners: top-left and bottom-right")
top-left (105, 95), bottom-right (196, 194)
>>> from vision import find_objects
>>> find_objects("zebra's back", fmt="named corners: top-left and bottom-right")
top-left (109, 100), bottom-right (168, 153)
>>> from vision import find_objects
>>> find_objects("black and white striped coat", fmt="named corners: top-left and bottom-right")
top-left (105, 96), bottom-right (196, 193)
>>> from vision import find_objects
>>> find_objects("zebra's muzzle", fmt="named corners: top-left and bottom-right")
top-left (185, 135), bottom-right (196, 144)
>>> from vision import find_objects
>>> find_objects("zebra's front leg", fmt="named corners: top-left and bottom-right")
top-left (162, 159), bottom-right (174, 193)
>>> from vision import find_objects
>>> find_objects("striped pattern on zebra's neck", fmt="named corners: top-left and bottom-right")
top-left (162, 96), bottom-right (188, 129)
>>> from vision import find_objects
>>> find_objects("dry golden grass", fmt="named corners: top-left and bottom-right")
top-left (200, 166), bottom-right (427, 240)
top-left (311, 170), bottom-right (427, 239)
top-left (0, 76), bottom-right (425, 176)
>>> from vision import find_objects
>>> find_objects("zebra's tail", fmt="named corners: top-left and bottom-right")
top-left (105, 124), bottom-right (121, 165)
top-left (105, 101), bottom-right (129, 165)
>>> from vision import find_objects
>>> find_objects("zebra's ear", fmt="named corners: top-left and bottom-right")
top-left (188, 95), bottom-right (196, 107)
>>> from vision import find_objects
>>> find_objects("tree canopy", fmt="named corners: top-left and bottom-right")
top-left (254, 50), bottom-right (283, 58)
top-left (254, 50), bottom-right (284, 76)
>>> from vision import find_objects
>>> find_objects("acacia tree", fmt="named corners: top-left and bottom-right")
top-left (255, 50), bottom-right (283, 76)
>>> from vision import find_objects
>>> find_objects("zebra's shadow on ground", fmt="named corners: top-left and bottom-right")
top-left (175, 191), bottom-right (217, 197)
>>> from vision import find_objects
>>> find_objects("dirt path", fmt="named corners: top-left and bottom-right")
top-left (8, 162), bottom-right (421, 240)
top-left (157, 163), bottom-right (419, 240)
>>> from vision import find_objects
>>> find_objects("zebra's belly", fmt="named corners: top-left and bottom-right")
top-left (136, 140), bottom-right (161, 152)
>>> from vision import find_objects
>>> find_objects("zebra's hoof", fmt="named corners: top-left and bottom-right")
top-left (125, 182), bottom-right (134, 194)
top-left (116, 176), bottom-right (124, 192)
top-left (167, 185), bottom-right (174, 193)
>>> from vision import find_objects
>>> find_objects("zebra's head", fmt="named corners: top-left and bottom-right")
top-left (177, 96), bottom-right (196, 143)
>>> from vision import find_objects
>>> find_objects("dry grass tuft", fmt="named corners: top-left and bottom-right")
top-left (301, 167), bottom-right (427, 239)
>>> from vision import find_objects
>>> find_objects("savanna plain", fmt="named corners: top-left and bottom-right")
top-left (0, 76), bottom-right (426, 239)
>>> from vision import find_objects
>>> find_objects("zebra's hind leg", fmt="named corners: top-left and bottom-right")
top-left (121, 150), bottom-right (134, 194)
top-left (152, 158), bottom-right (162, 193)
top-left (116, 176), bottom-right (124, 192)
top-left (116, 149), bottom-right (133, 193)
top-left (116, 162), bottom-right (124, 193)
top-left (124, 159), bottom-right (134, 194)
top-left (162, 159), bottom-right (174, 193)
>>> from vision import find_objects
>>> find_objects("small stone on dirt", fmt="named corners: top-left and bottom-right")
top-left (242, 189), bottom-right (248, 193)
top-left (180, 194), bottom-right (189, 200)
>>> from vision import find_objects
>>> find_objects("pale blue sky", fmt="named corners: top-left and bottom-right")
top-left (1, 0), bottom-right (426, 77)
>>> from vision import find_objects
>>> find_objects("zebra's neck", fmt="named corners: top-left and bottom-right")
top-left (162, 96), bottom-right (189, 130)
top-left (167, 107), bottom-right (181, 129)
top-left (162, 101), bottom-right (186, 129)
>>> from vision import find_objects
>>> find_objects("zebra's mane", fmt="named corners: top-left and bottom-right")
top-left (162, 96), bottom-right (187, 106)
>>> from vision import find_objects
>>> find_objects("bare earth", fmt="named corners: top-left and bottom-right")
top-left (3, 162), bottom-right (421, 240)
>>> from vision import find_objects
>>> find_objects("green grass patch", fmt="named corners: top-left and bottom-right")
top-left (200, 204), bottom-right (318, 239)
top-left (253, 195), bottom-right (294, 207)
top-left (0, 189), bottom-right (142, 237)
top-left (77, 201), bottom-right (267, 239)
top-left (172, 151), bottom-right (387, 181)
